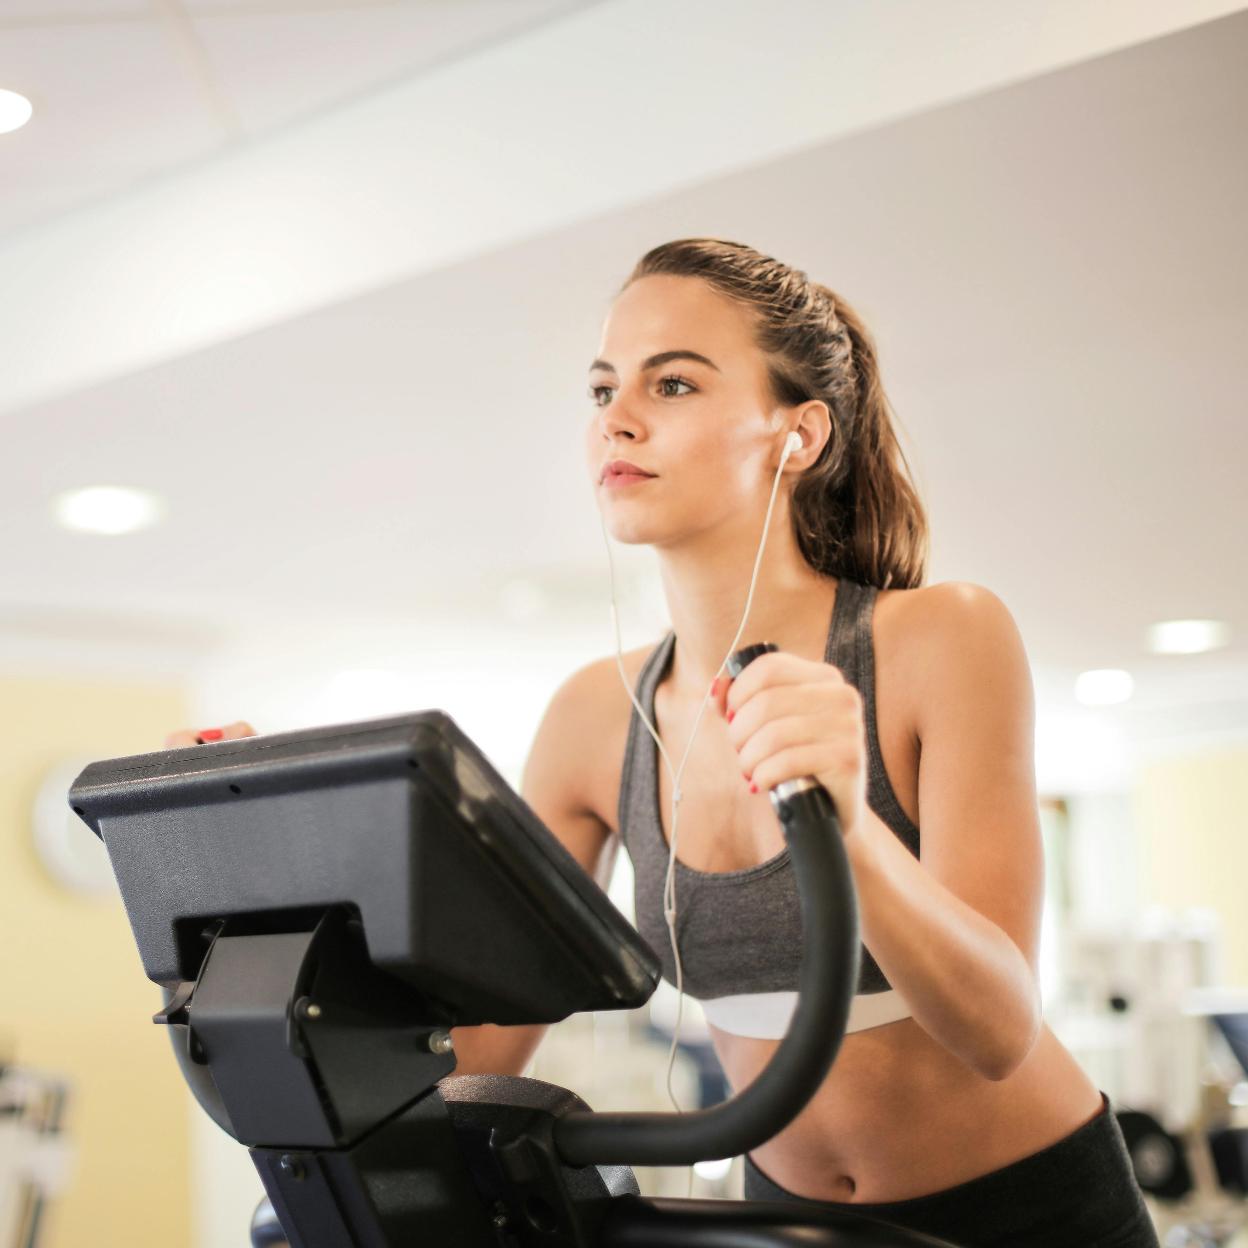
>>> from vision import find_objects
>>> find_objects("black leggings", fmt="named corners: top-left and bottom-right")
top-left (743, 1092), bottom-right (1159, 1248)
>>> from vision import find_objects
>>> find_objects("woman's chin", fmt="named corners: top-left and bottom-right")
top-left (601, 520), bottom-right (655, 546)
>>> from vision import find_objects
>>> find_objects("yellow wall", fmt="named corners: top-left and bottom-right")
top-left (0, 673), bottom-right (190, 1248)
top-left (1133, 744), bottom-right (1248, 985)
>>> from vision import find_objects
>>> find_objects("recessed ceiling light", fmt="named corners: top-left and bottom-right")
top-left (1146, 618), bottom-right (1231, 655)
top-left (0, 88), bottom-right (33, 135)
top-left (1074, 668), bottom-right (1134, 707)
top-left (53, 486), bottom-right (165, 535)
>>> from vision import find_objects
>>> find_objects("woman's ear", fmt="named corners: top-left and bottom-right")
top-left (795, 399), bottom-right (832, 457)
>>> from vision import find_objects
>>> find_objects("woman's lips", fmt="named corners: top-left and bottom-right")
top-left (602, 470), bottom-right (655, 489)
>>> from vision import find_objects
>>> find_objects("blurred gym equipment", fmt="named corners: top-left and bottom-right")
top-left (1063, 923), bottom-right (1248, 1246)
top-left (0, 1061), bottom-right (70, 1248)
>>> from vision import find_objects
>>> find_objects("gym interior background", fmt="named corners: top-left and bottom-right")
top-left (1, 3), bottom-right (1246, 1245)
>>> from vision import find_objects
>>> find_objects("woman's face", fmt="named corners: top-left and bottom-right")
top-left (587, 274), bottom-right (783, 547)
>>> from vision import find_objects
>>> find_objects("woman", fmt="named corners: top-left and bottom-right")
top-left (555, 237), bottom-right (1156, 1247)
top-left (169, 238), bottom-right (1157, 1247)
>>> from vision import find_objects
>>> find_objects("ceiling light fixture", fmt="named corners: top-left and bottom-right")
top-left (0, 88), bottom-right (33, 135)
top-left (52, 486), bottom-right (165, 536)
top-left (1146, 618), bottom-right (1231, 655)
top-left (1074, 668), bottom-right (1134, 707)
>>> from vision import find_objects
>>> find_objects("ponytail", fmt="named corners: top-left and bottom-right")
top-left (789, 288), bottom-right (928, 589)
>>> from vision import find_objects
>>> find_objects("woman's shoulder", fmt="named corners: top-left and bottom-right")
top-left (880, 578), bottom-right (1020, 646)
top-left (565, 637), bottom-right (669, 729)
top-left (876, 579), bottom-right (1029, 729)
top-left (546, 638), bottom-right (668, 829)
top-left (521, 648), bottom-right (658, 881)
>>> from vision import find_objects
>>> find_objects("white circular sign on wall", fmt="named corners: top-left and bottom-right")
top-left (32, 759), bottom-right (119, 900)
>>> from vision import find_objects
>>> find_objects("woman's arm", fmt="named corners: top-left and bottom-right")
top-left (448, 1021), bottom-right (550, 1077)
top-left (449, 660), bottom-right (617, 1076)
top-left (846, 582), bottom-right (1044, 1081)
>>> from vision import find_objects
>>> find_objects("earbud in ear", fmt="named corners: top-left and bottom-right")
top-left (784, 431), bottom-right (803, 457)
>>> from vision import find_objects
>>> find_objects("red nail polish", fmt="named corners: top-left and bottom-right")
top-left (199, 728), bottom-right (224, 742)
top-left (727, 710), bottom-right (735, 723)
top-left (749, 782), bottom-right (758, 794)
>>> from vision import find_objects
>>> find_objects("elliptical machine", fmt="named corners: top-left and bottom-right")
top-left (68, 662), bottom-right (958, 1246)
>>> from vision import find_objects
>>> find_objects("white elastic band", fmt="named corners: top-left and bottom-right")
top-left (699, 988), bottom-right (912, 1040)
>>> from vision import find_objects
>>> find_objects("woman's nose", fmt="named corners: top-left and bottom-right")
top-left (603, 416), bottom-right (637, 441)
top-left (600, 391), bottom-right (644, 439)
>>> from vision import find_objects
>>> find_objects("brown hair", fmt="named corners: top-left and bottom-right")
top-left (625, 239), bottom-right (928, 590)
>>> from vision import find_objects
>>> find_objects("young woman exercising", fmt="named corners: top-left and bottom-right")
top-left (169, 238), bottom-right (1157, 1247)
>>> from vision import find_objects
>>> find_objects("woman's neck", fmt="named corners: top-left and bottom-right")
top-left (656, 526), bottom-right (838, 697)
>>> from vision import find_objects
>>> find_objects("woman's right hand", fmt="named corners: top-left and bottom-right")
top-left (163, 721), bottom-right (257, 749)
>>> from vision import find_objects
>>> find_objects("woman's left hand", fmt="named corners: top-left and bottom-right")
top-left (711, 650), bottom-right (867, 840)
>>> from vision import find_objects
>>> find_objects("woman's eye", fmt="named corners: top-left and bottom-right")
top-left (658, 375), bottom-right (695, 398)
top-left (587, 375), bottom-right (694, 407)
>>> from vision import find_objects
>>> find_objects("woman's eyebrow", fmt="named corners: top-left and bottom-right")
top-left (588, 350), bottom-right (721, 375)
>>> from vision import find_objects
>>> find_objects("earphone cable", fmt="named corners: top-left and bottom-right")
top-left (598, 430), bottom-right (798, 1192)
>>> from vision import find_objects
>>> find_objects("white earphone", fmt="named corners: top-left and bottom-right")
top-left (597, 417), bottom-right (803, 1164)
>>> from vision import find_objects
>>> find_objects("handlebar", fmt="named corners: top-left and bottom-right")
top-left (554, 783), bottom-right (859, 1165)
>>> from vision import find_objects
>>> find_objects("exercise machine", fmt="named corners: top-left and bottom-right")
top-left (68, 703), bottom-right (956, 1246)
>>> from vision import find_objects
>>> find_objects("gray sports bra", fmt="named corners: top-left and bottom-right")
top-left (616, 578), bottom-right (921, 1038)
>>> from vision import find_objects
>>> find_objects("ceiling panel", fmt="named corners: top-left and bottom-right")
top-left (0, 0), bottom-right (588, 237)
top-left (0, 18), bottom-right (225, 234)
top-left (183, 1), bottom-right (454, 10)
top-left (0, 3), bottom-right (145, 18)
top-left (188, 0), bottom-right (584, 134)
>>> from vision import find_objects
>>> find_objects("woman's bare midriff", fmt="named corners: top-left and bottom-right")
top-left (588, 579), bottom-right (1103, 1205)
top-left (715, 1016), bottom-right (1102, 1202)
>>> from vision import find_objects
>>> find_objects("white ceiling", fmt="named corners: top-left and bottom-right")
top-left (3, 1), bottom-right (1236, 418)
top-left (0, 0), bottom-right (588, 235)
top-left (0, 2), bottom-right (1246, 779)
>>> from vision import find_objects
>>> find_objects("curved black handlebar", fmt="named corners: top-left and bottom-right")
top-left (554, 782), bottom-right (859, 1166)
